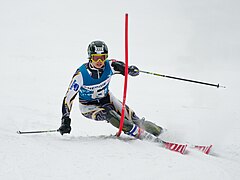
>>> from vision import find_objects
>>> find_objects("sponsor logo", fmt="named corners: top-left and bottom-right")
top-left (82, 78), bottom-right (110, 91)
top-left (95, 45), bottom-right (104, 54)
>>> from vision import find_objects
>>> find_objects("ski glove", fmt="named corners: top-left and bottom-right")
top-left (128, 65), bottom-right (139, 76)
top-left (59, 116), bottom-right (71, 135)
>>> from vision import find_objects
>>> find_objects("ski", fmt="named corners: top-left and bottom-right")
top-left (157, 129), bottom-right (212, 155)
top-left (160, 141), bottom-right (212, 155)
top-left (190, 144), bottom-right (213, 154)
top-left (155, 137), bottom-right (212, 155)
top-left (162, 141), bottom-right (188, 154)
top-left (140, 130), bottom-right (187, 154)
top-left (154, 138), bottom-right (187, 154)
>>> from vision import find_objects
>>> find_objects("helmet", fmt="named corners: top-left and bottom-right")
top-left (87, 40), bottom-right (108, 59)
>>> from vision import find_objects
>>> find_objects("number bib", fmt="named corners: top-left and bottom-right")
top-left (78, 61), bottom-right (113, 101)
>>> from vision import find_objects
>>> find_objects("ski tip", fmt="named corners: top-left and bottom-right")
top-left (205, 144), bottom-right (213, 155)
top-left (178, 144), bottom-right (188, 154)
top-left (194, 144), bottom-right (213, 155)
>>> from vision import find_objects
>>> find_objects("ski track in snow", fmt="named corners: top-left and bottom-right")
top-left (1, 0), bottom-right (240, 179)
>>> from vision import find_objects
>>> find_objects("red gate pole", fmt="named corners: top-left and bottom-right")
top-left (116, 13), bottom-right (129, 137)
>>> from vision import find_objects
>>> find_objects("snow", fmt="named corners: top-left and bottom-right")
top-left (1, 0), bottom-right (240, 179)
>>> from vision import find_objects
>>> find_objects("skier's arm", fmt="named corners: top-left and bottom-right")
top-left (62, 69), bottom-right (83, 118)
top-left (110, 59), bottom-right (139, 76)
top-left (59, 69), bottom-right (83, 135)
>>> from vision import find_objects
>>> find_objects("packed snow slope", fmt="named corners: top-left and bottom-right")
top-left (1, 0), bottom-right (240, 179)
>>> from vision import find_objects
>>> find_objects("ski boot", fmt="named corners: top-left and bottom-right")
top-left (133, 117), bottom-right (165, 137)
top-left (106, 110), bottom-right (159, 140)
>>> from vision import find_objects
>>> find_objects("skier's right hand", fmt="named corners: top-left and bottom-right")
top-left (59, 116), bottom-right (71, 135)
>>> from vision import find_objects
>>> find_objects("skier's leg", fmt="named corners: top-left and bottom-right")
top-left (79, 93), bottom-right (164, 138)
top-left (79, 102), bottom-right (108, 121)
top-left (110, 92), bottom-right (164, 136)
top-left (136, 119), bottom-right (164, 137)
top-left (105, 109), bottom-right (132, 132)
top-left (79, 101), bottom-right (156, 140)
top-left (109, 92), bottom-right (136, 121)
top-left (79, 101), bottom-right (140, 136)
top-left (105, 109), bottom-right (155, 140)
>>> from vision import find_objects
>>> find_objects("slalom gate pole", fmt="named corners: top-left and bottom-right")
top-left (117, 13), bottom-right (129, 137)
top-left (139, 70), bottom-right (226, 88)
top-left (17, 129), bottom-right (59, 134)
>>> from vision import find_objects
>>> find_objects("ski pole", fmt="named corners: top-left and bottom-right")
top-left (139, 70), bottom-right (226, 88)
top-left (17, 129), bottom-right (59, 134)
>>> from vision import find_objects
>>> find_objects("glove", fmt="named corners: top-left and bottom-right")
top-left (59, 116), bottom-right (71, 135)
top-left (128, 65), bottom-right (139, 76)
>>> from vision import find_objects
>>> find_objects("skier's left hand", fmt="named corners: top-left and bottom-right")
top-left (128, 65), bottom-right (139, 76)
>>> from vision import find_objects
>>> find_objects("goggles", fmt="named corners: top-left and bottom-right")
top-left (91, 54), bottom-right (108, 63)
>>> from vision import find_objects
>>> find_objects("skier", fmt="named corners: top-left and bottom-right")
top-left (59, 40), bottom-right (163, 139)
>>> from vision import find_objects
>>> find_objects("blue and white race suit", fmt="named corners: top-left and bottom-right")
top-left (62, 60), bottom-right (139, 121)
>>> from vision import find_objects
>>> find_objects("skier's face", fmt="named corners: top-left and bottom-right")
top-left (92, 60), bottom-right (105, 69)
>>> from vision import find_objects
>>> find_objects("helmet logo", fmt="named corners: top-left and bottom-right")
top-left (95, 45), bottom-right (104, 54)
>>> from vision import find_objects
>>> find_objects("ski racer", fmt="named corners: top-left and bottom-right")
top-left (59, 40), bottom-right (163, 138)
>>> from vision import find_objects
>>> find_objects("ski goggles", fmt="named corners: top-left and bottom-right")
top-left (91, 54), bottom-right (108, 62)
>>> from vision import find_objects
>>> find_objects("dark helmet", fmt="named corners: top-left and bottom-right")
top-left (87, 40), bottom-right (108, 59)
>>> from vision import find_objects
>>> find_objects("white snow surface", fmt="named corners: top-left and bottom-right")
top-left (1, 0), bottom-right (240, 179)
